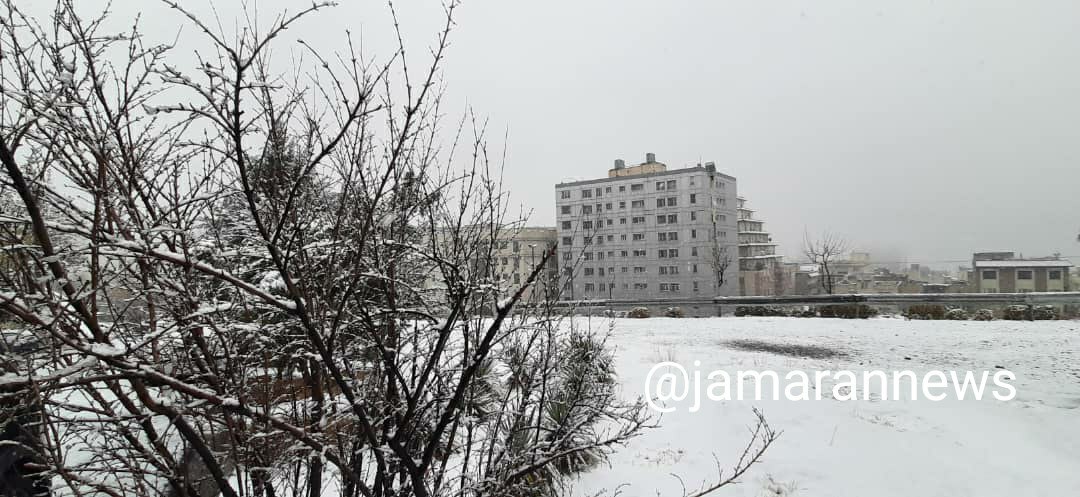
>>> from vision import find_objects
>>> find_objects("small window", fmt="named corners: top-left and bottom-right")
top-left (657, 215), bottom-right (666, 224)
top-left (561, 221), bottom-right (571, 229)
top-left (1049, 270), bottom-right (1063, 280)
top-left (982, 270), bottom-right (997, 280)
top-left (691, 247), bottom-right (698, 256)
top-left (581, 189), bottom-right (592, 198)
top-left (606, 219), bottom-right (613, 226)
top-left (620, 218), bottom-right (627, 224)
top-left (619, 185), bottom-right (626, 192)
top-left (1017, 270), bottom-right (1033, 280)
top-left (630, 183), bottom-right (644, 191)
top-left (667, 196), bottom-right (678, 207)
top-left (619, 201), bottom-right (626, 209)
top-left (656, 198), bottom-right (666, 208)
top-left (562, 236), bottom-right (571, 245)
top-left (595, 187), bottom-right (602, 197)
top-left (690, 211), bottom-right (697, 221)
top-left (560, 190), bottom-right (570, 199)
top-left (581, 205), bottom-right (593, 215)
top-left (605, 202), bottom-right (612, 210)
top-left (605, 186), bottom-right (612, 193)
top-left (655, 181), bottom-right (666, 191)
top-left (560, 206), bottom-right (571, 215)
top-left (666, 180), bottom-right (676, 189)
top-left (582, 221), bottom-right (593, 229)
top-left (632, 233), bottom-right (645, 241)
top-left (690, 193), bottom-right (696, 204)
top-left (631, 200), bottom-right (644, 208)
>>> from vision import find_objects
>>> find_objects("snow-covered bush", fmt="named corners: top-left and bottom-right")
top-left (818, 304), bottom-right (878, 319)
top-left (904, 304), bottom-right (946, 320)
top-left (945, 308), bottom-right (970, 320)
top-left (628, 306), bottom-right (651, 318)
top-left (1003, 305), bottom-right (1031, 320)
top-left (1033, 305), bottom-right (1059, 320)
top-left (664, 306), bottom-right (685, 318)
top-left (973, 309), bottom-right (995, 321)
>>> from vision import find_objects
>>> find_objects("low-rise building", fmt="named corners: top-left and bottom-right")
top-left (970, 252), bottom-right (1073, 293)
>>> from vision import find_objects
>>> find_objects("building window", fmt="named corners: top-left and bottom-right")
top-left (632, 233), bottom-right (645, 241)
top-left (667, 196), bottom-right (678, 207)
top-left (691, 229), bottom-right (697, 239)
top-left (619, 201), bottom-right (626, 209)
top-left (691, 247), bottom-right (698, 256)
top-left (631, 200), bottom-right (644, 208)
top-left (666, 180), bottom-right (676, 189)
top-left (606, 219), bottom-right (613, 226)
top-left (1017, 270), bottom-right (1033, 280)
top-left (560, 190), bottom-right (570, 199)
top-left (582, 221), bottom-right (593, 230)
top-left (1049, 270), bottom-right (1063, 280)
top-left (607, 235), bottom-right (614, 242)
top-left (633, 216), bottom-right (645, 224)
top-left (692, 264), bottom-right (698, 273)
top-left (621, 266), bottom-right (628, 273)
top-left (582, 236), bottom-right (592, 245)
top-left (583, 252), bottom-right (593, 261)
top-left (581, 189), bottom-right (592, 198)
top-left (656, 215), bottom-right (666, 224)
top-left (630, 183), bottom-right (643, 191)
top-left (690, 211), bottom-right (697, 221)
top-left (634, 266), bottom-right (646, 274)
top-left (595, 187), bottom-right (602, 197)
top-left (584, 268), bottom-right (594, 276)
top-left (982, 270), bottom-right (997, 280)
top-left (582, 205), bottom-right (593, 215)
top-left (620, 250), bottom-right (628, 257)
top-left (620, 234), bottom-right (627, 241)
top-left (584, 283), bottom-right (595, 292)
top-left (667, 214), bottom-right (677, 223)
top-left (605, 202), bottom-right (612, 210)
top-left (633, 249), bottom-right (646, 257)
top-left (562, 236), bottom-right (571, 245)
top-left (560, 206), bottom-right (571, 215)
top-left (595, 203), bottom-right (603, 212)
top-left (620, 218), bottom-right (627, 224)
top-left (634, 283), bottom-right (648, 290)
top-left (655, 181), bottom-right (666, 191)
top-left (690, 193), bottom-right (696, 204)
top-left (656, 198), bottom-right (666, 208)
top-left (619, 185), bottom-right (626, 192)
top-left (561, 221), bottom-right (571, 229)
top-left (605, 186), bottom-right (612, 193)
top-left (693, 281), bottom-right (699, 291)
top-left (563, 252), bottom-right (571, 261)
top-left (513, 242), bottom-right (519, 253)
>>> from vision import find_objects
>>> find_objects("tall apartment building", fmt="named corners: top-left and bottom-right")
top-left (736, 196), bottom-right (785, 296)
top-left (554, 153), bottom-right (739, 300)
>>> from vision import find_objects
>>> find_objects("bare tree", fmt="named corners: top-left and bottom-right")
top-left (803, 230), bottom-right (849, 294)
top-left (0, 3), bottom-right (778, 497)
top-left (710, 244), bottom-right (733, 294)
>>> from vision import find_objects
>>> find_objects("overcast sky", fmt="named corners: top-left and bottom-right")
top-left (96, 1), bottom-right (1080, 267)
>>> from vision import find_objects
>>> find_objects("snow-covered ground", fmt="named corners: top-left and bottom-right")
top-left (574, 317), bottom-right (1080, 497)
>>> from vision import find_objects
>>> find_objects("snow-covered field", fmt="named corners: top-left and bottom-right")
top-left (574, 317), bottom-right (1080, 497)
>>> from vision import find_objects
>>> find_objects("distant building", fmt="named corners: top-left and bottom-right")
top-left (736, 197), bottom-right (785, 296)
top-left (970, 252), bottom-right (1073, 293)
top-left (492, 226), bottom-right (559, 301)
top-left (554, 153), bottom-right (739, 299)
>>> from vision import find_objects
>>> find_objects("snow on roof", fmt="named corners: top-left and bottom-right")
top-left (973, 260), bottom-right (1073, 268)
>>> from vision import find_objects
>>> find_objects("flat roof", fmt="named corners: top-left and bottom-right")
top-left (555, 165), bottom-right (736, 188)
top-left (973, 260), bottom-right (1073, 268)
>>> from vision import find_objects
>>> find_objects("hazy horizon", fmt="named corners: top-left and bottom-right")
top-left (79, 0), bottom-right (1080, 268)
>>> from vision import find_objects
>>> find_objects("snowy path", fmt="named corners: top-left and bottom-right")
top-left (574, 317), bottom-right (1080, 497)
